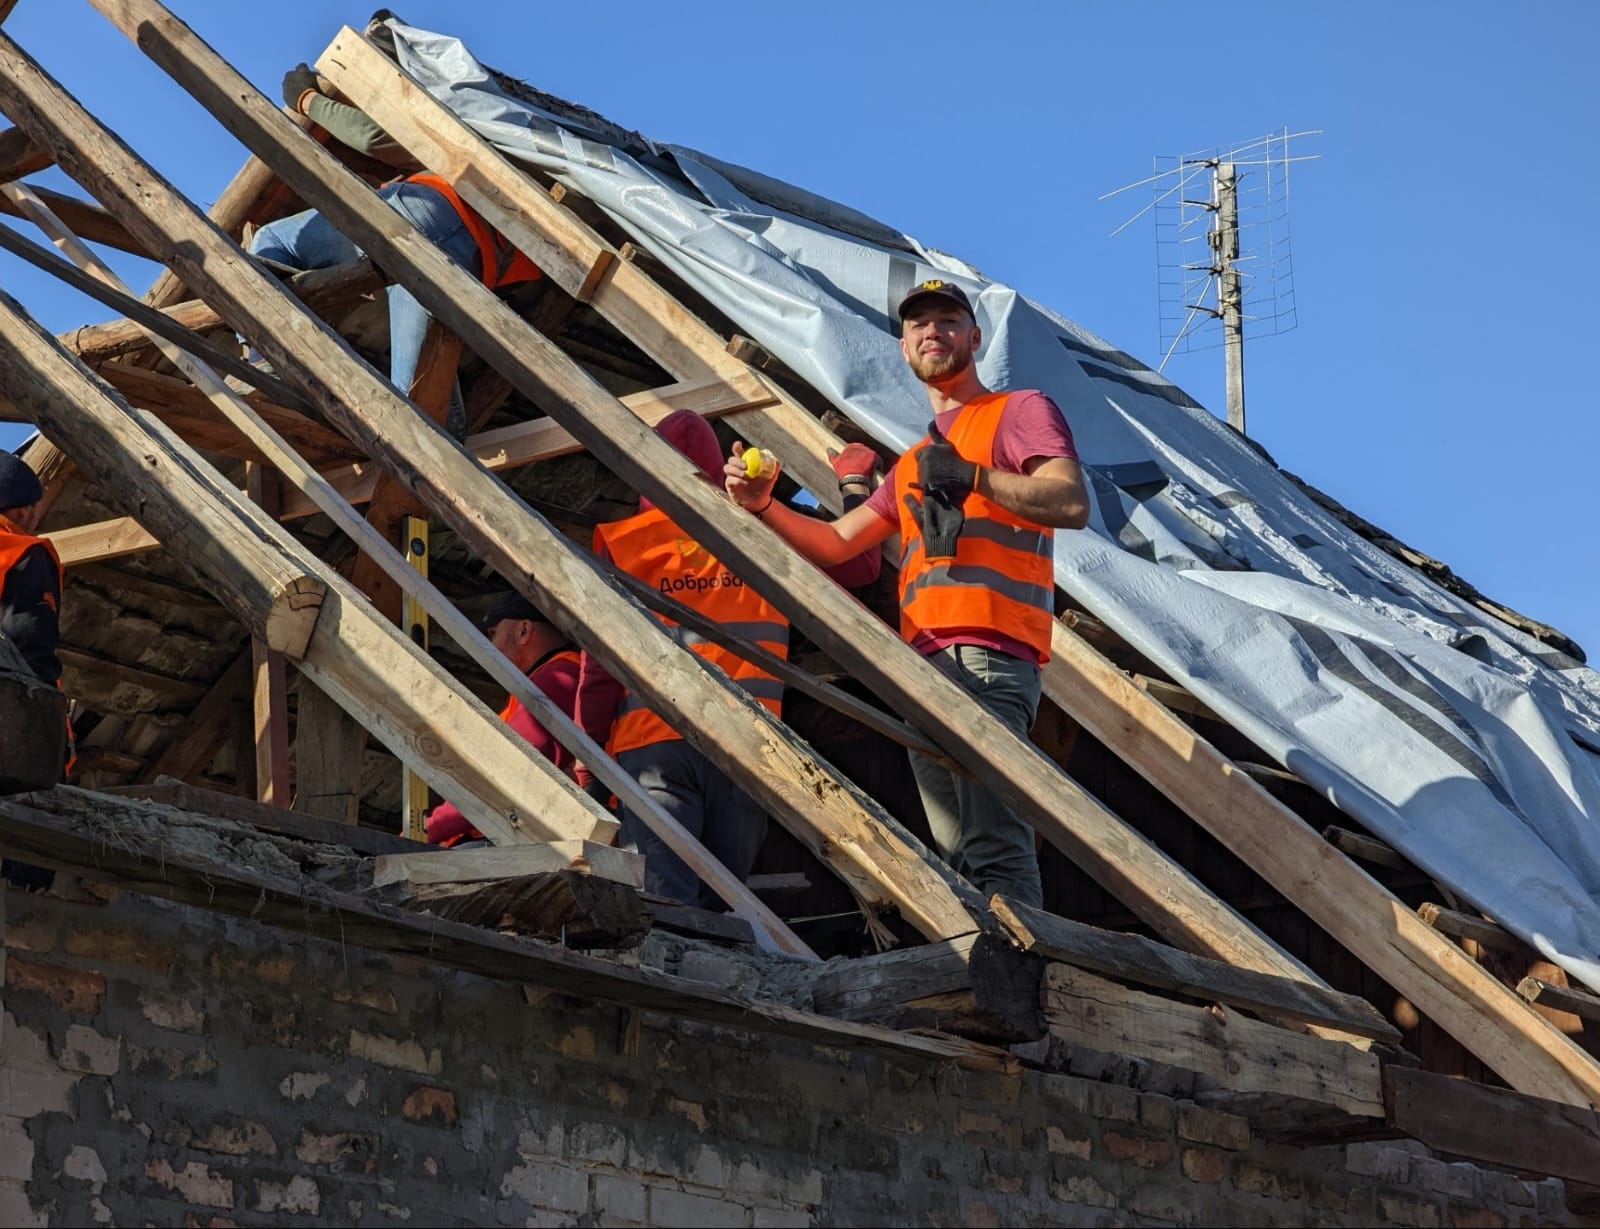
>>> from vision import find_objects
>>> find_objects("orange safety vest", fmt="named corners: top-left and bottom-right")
top-left (404, 172), bottom-right (542, 290)
top-left (497, 649), bottom-right (580, 727)
top-left (892, 392), bottom-right (1056, 664)
top-left (595, 506), bottom-right (789, 756)
top-left (0, 523), bottom-right (73, 774)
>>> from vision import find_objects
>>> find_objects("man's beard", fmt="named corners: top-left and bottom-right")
top-left (908, 344), bottom-right (972, 385)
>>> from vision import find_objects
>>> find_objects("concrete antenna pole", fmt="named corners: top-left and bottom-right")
top-left (1215, 161), bottom-right (1246, 433)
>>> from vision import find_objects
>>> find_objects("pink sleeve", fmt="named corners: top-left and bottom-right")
top-left (990, 391), bottom-right (1078, 474)
top-left (424, 799), bottom-right (471, 845)
top-left (862, 475), bottom-right (900, 524)
top-left (522, 654), bottom-right (582, 775)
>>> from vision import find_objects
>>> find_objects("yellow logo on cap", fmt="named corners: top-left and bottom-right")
top-left (919, 279), bottom-right (946, 291)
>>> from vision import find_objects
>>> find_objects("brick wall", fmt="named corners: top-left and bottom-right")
top-left (0, 884), bottom-right (1578, 1227)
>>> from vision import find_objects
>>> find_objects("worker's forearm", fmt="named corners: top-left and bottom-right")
top-left (756, 499), bottom-right (858, 566)
top-left (977, 468), bottom-right (1090, 529)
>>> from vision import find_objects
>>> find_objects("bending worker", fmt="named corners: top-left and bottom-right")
top-left (250, 18), bottom-right (539, 432)
top-left (0, 451), bottom-right (62, 696)
top-left (725, 279), bottom-right (1089, 908)
top-left (425, 592), bottom-right (580, 848)
top-left (576, 410), bottom-right (793, 907)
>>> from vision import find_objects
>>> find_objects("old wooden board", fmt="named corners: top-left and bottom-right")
top-left (96, 779), bottom-right (425, 858)
top-left (0, 791), bottom-right (1014, 1072)
top-left (1518, 978), bottom-right (1600, 1023)
top-left (1043, 964), bottom-right (1385, 1119)
top-left (373, 841), bottom-right (645, 891)
top-left (992, 896), bottom-right (1398, 1043)
top-left (1039, 619), bottom-right (1600, 1106)
top-left (1384, 1065), bottom-right (1600, 1185)
top-left (1416, 902), bottom-right (1531, 955)
top-left (395, 867), bottom-right (648, 950)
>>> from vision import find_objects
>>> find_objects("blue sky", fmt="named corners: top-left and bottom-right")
top-left (2, 2), bottom-right (1595, 658)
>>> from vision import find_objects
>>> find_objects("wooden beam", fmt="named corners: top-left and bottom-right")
top-left (292, 679), bottom-right (364, 824)
top-left (1322, 825), bottom-right (1415, 872)
top-left (0, 282), bottom-right (611, 850)
top-left (1044, 964), bottom-right (1385, 1118)
top-left (100, 778), bottom-right (422, 856)
top-left (246, 462), bottom-right (291, 806)
top-left (1519, 978), bottom-right (1600, 1023)
top-left (59, 256), bottom-right (384, 366)
top-left (372, 840), bottom-right (644, 891)
top-left (992, 896), bottom-right (1399, 1043)
top-left (308, 24), bottom-right (1338, 975)
top-left (1384, 1066), bottom-right (1600, 1185)
top-left (44, 514), bottom-right (158, 566)
top-left (0, 790), bottom-right (1015, 1072)
top-left (0, 183), bottom-right (144, 255)
top-left (0, 124), bottom-right (50, 182)
top-left (1036, 621), bottom-right (1600, 1105)
top-left (57, 645), bottom-right (208, 711)
top-left (42, 17), bottom-right (976, 947)
top-left (136, 649), bottom-right (249, 784)
top-left (278, 374), bottom-right (771, 520)
top-left (1416, 901), bottom-right (1531, 955)
top-left (94, 362), bottom-right (362, 462)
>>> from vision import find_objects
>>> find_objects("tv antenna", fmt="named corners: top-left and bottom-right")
top-left (1102, 128), bottom-right (1320, 435)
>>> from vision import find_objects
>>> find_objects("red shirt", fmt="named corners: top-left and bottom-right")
top-left (424, 647), bottom-right (581, 845)
top-left (864, 390), bottom-right (1077, 661)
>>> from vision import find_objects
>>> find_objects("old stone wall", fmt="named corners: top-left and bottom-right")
top-left (0, 883), bottom-right (1579, 1227)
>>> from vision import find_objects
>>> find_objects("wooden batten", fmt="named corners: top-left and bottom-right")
top-left (372, 840), bottom-right (645, 891)
top-left (0, 183), bottom-right (145, 255)
top-left (28, 10), bottom-right (979, 943)
top-left (1044, 964), bottom-right (1385, 1120)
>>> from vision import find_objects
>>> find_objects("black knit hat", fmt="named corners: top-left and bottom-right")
top-left (0, 452), bottom-right (42, 511)
top-left (480, 590), bottom-right (550, 631)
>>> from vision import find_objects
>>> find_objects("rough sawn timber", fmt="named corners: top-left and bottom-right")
top-left (38, 8), bottom-right (978, 943)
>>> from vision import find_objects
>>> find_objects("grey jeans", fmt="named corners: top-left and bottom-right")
top-left (616, 740), bottom-right (768, 908)
top-left (908, 644), bottom-right (1043, 908)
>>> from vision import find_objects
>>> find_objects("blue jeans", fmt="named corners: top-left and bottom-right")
top-left (908, 644), bottom-right (1044, 907)
top-left (247, 181), bottom-right (479, 398)
top-left (616, 740), bottom-right (769, 908)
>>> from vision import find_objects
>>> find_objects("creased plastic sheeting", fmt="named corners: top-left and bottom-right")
top-left (387, 21), bottom-right (1600, 989)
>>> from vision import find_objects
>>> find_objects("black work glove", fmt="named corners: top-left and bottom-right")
top-left (917, 419), bottom-right (978, 500)
top-left (905, 487), bottom-right (966, 563)
top-left (281, 63), bottom-right (320, 112)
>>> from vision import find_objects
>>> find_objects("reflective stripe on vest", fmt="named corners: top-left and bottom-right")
top-left (595, 507), bottom-right (789, 755)
top-left (404, 173), bottom-right (542, 289)
top-left (892, 392), bottom-right (1056, 663)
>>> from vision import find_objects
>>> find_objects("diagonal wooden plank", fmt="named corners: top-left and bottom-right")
top-left (33, 8), bottom-right (979, 944)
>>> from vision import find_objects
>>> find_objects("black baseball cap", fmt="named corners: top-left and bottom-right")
top-left (896, 278), bottom-right (975, 322)
top-left (480, 590), bottom-right (551, 631)
top-left (0, 451), bottom-right (42, 510)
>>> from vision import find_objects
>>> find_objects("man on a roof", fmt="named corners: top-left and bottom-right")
top-left (424, 592), bottom-right (580, 848)
top-left (724, 279), bottom-right (1089, 908)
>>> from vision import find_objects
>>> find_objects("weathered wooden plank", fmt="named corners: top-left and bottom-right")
top-left (60, 256), bottom-right (384, 366)
top-left (47, 12), bottom-right (976, 945)
top-left (0, 791), bottom-right (1014, 1072)
top-left (1044, 964), bottom-right (1385, 1118)
top-left (992, 896), bottom-right (1398, 1043)
top-left (1384, 1065), bottom-right (1600, 1185)
top-left (1039, 620), bottom-right (1600, 1106)
top-left (1416, 901), bottom-right (1530, 955)
top-left (307, 20), bottom-right (1312, 971)
top-left (246, 462), bottom-right (290, 806)
top-left (373, 840), bottom-right (645, 891)
top-left (134, 650), bottom-right (249, 785)
top-left (0, 183), bottom-right (144, 255)
top-left (401, 868), bottom-right (647, 948)
top-left (0, 282), bottom-right (609, 849)
top-left (99, 779), bottom-right (422, 856)
top-left (58, 645), bottom-right (207, 711)
top-left (1323, 824), bottom-right (1414, 872)
top-left (1519, 978), bottom-right (1600, 1023)
top-left (0, 124), bottom-right (50, 181)
top-left (44, 515), bottom-right (158, 566)
top-left (292, 680), bottom-right (364, 825)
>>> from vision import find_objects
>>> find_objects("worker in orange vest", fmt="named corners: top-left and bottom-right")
top-left (576, 410), bottom-right (789, 906)
top-left (725, 280), bottom-right (1089, 907)
top-left (425, 592), bottom-right (580, 849)
top-left (249, 19), bottom-right (540, 436)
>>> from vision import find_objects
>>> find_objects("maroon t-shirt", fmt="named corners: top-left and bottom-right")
top-left (864, 390), bottom-right (1078, 662)
top-left (424, 648), bottom-right (581, 845)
